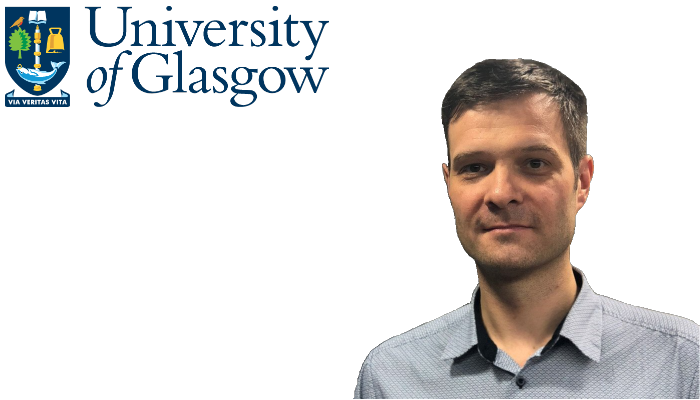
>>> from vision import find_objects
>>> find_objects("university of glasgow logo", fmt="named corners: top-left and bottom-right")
top-left (5, 7), bottom-right (70, 107)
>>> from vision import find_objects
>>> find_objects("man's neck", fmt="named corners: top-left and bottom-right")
top-left (475, 253), bottom-right (578, 367)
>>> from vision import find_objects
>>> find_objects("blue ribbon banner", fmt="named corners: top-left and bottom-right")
top-left (5, 89), bottom-right (70, 107)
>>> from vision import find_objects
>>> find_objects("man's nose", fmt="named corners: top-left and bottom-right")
top-left (483, 165), bottom-right (523, 209)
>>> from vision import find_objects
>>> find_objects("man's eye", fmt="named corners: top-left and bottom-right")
top-left (528, 159), bottom-right (546, 169)
top-left (463, 164), bottom-right (485, 173)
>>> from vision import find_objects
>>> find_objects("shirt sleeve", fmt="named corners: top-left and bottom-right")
top-left (689, 365), bottom-right (699, 399)
top-left (354, 353), bottom-right (376, 399)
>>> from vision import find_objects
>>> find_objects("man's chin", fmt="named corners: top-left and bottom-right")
top-left (473, 259), bottom-right (542, 281)
top-left (460, 230), bottom-right (535, 252)
top-left (473, 255), bottom-right (535, 269)
top-left (465, 247), bottom-right (545, 278)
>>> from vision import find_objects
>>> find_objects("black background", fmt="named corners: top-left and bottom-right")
top-left (3, 3), bottom-right (696, 397)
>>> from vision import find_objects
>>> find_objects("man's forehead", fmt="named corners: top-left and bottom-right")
top-left (450, 93), bottom-right (562, 134)
top-left (447, 94), bottom-right (567, 158)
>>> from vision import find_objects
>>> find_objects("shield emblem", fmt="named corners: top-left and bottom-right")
top-left (5, 7), bottom-right (70, 96)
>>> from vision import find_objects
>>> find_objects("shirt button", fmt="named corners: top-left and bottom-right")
top-left (516, 376), bottom-right (526, 388)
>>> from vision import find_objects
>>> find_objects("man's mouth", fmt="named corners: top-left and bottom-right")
top-left (484, 225), bottom-right (530, 232)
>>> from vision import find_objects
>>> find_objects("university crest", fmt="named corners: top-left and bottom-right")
top-left (5, 7), bottom-right (70, 107)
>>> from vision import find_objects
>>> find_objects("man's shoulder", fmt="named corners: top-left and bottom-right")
top-left (598, 294), bottom-right (699, 345)
top-left (363, 303), bottom-right (471, 361)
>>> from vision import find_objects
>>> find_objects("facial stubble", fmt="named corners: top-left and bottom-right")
top-left (454, 207), bottom-right (575, 282)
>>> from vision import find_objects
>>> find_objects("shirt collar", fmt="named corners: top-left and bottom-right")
top-left (440, 266), bottom-right (602, 363)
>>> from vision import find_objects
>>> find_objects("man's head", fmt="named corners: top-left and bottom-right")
top-left (441, 59), bottom-right (594, 280)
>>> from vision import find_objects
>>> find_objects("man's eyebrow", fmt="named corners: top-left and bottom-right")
top-left (451, 144), bottom-right (562, 169)
top-left (451, 151), bottom-right (488, 168)
top-left (518, 144), bottom-right (561, 158)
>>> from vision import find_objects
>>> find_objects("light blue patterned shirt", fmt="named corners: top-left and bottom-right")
top-left (354, 267), bottom-right (699, 398)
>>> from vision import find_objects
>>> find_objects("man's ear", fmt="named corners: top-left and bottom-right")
top-left (442, 163), bottom-right (450, 189)
top-left (576, 155), bottom-right (594, 212)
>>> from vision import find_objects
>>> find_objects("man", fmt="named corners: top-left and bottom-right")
top-left (354, 59), bottom-right (699, 398)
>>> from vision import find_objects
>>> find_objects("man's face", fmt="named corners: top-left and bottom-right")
top-left (442, 93), bottom-right (593, 279)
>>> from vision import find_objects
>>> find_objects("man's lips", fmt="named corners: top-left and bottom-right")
top-left (483, 225), bottom-right (530, 232)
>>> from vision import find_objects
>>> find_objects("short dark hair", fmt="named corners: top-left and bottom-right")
top-left (441, 59), bottom-right (587, 185)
